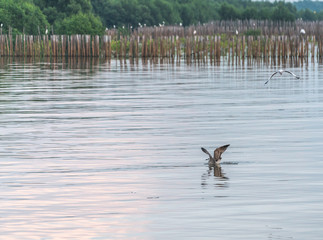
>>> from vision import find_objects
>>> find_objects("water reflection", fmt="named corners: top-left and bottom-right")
top-left (1, 57), bottom-right (323, 239)
top-left (201, 164), bottom-right (229, 188)
top-left (0, 57), bottom-right (103, 71)
top-left (212, 165), bottom-right (228, 179)
top-left (0, 54), bottom-right (314, 72)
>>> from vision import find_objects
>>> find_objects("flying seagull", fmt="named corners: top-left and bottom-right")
top-left (201, 144), bottom-right (230, 166)
top-left (265, 69), bottom-right (300, 85)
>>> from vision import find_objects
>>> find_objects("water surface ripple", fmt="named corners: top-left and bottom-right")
top-left (1, 59), bottom-right (323, 239)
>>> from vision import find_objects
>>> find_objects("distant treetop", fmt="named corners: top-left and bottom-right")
top-left (0, 0), bottom-right (322, 35)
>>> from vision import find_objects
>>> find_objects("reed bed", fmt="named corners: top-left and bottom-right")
top-left (0, 20), bottom-right (323, 62)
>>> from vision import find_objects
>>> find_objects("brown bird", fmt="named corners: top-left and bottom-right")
top-left (201, 144), bottom-right (230, 166)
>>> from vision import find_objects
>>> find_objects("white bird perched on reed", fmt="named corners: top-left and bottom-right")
top-left (235, 29), bottom-right (238, 35)
top-left (265, 69), bottom-right (300, 84)
top-left (300, 29), bottom-right (306, 34)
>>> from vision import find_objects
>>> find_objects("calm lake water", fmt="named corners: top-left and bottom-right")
top-left (1, 58), bottom-right (323, 239)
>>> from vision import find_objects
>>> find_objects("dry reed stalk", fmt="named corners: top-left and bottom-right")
top-left (1, 21), bottom-right (323, 60)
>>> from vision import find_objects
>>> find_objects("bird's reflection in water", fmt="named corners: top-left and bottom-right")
top-left (201, 164), bottom-right (229, 188)
top-left (212, 165), bottom-right (228, 179)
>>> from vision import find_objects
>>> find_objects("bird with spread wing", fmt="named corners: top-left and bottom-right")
top-left (265, 69), bottom-right (300, 85)
top-left (201, 144), bottom-right (230, 166)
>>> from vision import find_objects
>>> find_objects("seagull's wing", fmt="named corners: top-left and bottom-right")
top-left (265, 71), bottom-right (279, 84)
top-left (201, 147), bottom-right (212, 159)
top-left (283, 70), bottom-right (300, 79)
top-left (214, 144), bottom-right (230, 160)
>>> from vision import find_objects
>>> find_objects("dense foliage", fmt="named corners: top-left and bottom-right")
top-left (0, 0), bottom-right (48, 35)
top-left (33, 0), bottom-right (105, 35)
top-left (0, 0), bottom-right (322, 35)
top-left (294, 0), bottom-right (323, 12)
top-left (55, 12), bottom-right (104, 35)
top-left (91, 0), bottom-right (322, 27)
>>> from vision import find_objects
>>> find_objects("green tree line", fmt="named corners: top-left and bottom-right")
top-left (294, 0), bottom-right (323, 12)
top-left (0, 0), bottom-right (323, 36)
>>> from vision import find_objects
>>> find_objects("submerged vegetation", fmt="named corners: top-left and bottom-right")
top-left (0, 0), bottom-right (322, 35)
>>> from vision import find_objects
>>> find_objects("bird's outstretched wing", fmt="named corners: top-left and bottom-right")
top-left (265, 71), bottom-right (279, 84)
top-left (214, 144), bottom-right (230, 160)
top-left (201, 147), bottom-right (212, 159)
top-left (283, 70), bottom-right (300, 79)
